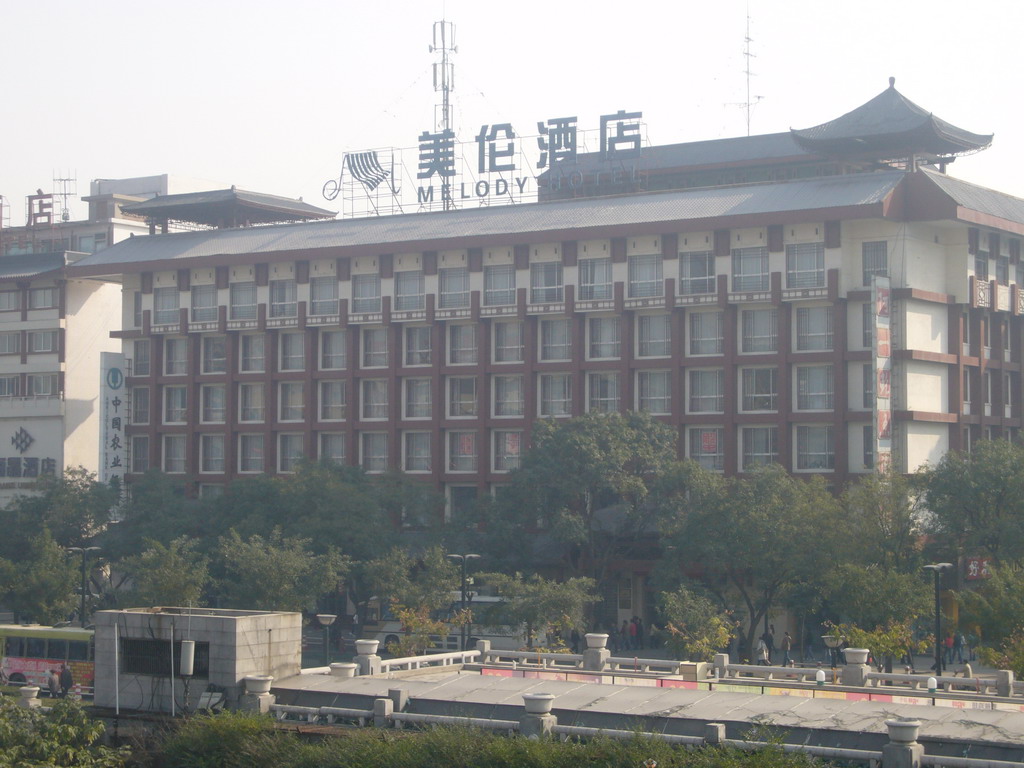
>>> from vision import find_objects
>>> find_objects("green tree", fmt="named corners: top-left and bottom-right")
top-left (99, 470), bottom-right (202, 563)
top-left (956, 565), bottom-right (1024, 646)
top-left (841, 468), bottom-right (924, 572)
top-left (822, 564), bottom-right (931, 631)
top-left (118, 537), bottom-right (209, 607)
top-left (921, 440), bottom-right (1024, 563)
top-left (0, 698), bottom-right (129, 767)
top-left (0, 530), bottom-right (77, 624)
top-left (657, 583), bottom-right (736, 662)
top-left (478, 572), bottom-right (598, 648)
top-left (214, 529), bottom-right (348, 612)
top-left (365, 546), bottom-right (459, 615)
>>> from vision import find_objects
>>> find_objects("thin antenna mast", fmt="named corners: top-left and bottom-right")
top-left (53, 174), bottom-right (76, 222)
top-left (742, 9), bottom-right (762, 136)
top-left (430, 19), bottom-right (457, 210)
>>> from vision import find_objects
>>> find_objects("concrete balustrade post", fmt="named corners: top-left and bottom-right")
top-left (713, 653), bottom-right (729, 678)
top-left (704, 722), bottom-right (726, 745)
top-left (520, 693), bottom-right (557, 738)
top-left (373, 697), bottom-right (393, 727)
top-left (882, 719), bottom-right (923, 768)
top-left (354, 639), bottom-right (382, 676)
top-left (996, 669), bottom-right (1014, 698)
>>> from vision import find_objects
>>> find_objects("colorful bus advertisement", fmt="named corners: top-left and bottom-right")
top-left (0, 625), bottom-right (95, 696)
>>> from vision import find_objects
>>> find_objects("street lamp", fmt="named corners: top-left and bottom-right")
top-left (447, 553), bottom-right (481, 651)
top-left (922, 563), bottom-right (953, 675)
top-left (316, 614), bottom-right (336, 667)
top-left (67, 547), bottom-right (100, 628)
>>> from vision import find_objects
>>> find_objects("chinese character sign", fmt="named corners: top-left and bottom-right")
top-left (965, 557), bottom-right (991, 580)
top-left (872, 276), bottom-right (892, 471)
top-left (99, 352), bottom-right (126, 489)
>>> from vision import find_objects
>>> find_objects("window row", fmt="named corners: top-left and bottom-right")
top-left (0, 330), bottom-right (59, 355)
top-left (0, 373), bottom-right (60, 397)
top-left (686, 424), bottom-right (841, 472)
top-left (0, 287), bottom-right (59, 312)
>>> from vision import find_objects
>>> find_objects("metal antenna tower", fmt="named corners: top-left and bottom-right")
top-left (430, 19), bottom-right (457, 210)
top-left (53, 174), bottom-right (77, 222)
top-left (741, 9), bottom-right (762, 136)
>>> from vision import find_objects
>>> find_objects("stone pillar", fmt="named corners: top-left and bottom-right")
top-left (996, 669), bottom-right (1014, 698)
top-left (238, 692), bottom-right (275, 713)
top-left (520, 693), bottom-right (557, 739)
top-left (582, 632), bottom-right (610, 671)
top-left (704, 722), bottom-right (726, 745)
top-left (841, 663), bottom-right (871, 688)
top-left (475, 639), bottom-right (491, 656)
top-left (17, 686), bottom-right (42, 709)
top-left (354, 639), bottom-right (382, 676)
top-left (388, 688), bottom-right (409, 713)
top-left (373, 697), bottom-right (393, 727)
top-left (713, 653), bottom-right (729, 678)
top-left (882, 719), bottom-right (923, 768)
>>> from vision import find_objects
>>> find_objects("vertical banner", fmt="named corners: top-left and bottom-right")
top-left (872, 276), bottom-right (892, 472)
top-left (99, 352), bottom-right (126, 489)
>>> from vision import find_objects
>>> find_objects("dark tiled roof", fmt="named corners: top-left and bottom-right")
top-left (121, 188), bottom-right (336, 226)
top-left (69, 171), bottom-right (906, 274)
top-left (791, 82), bottom-right (993, 157)
top-left (922, 169), bottom-right (1024, 224)
top-left (0, 252), bottom-right (67, 280)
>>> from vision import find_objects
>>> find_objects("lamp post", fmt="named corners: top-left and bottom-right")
top-left (922, 563), bottom-right (953, 675)
top-left (316, 614), bottom-right (336, 667)
top-left (67, 546), bottom-right (100, 628)
top-left (447, 553), bottom-right (480, 651)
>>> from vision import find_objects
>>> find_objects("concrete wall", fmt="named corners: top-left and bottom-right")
top-left (93, 608), bottom-right (302, 713)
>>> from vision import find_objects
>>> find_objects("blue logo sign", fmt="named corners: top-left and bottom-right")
top-left (106, 367), bottom-right (124, 390)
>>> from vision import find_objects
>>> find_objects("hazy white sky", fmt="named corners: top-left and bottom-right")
top-left (3, 0), bottom-right (1021, 223)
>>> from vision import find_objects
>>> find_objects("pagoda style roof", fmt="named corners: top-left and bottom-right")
top-left (121, 187), bottom-right (336, 229)
top-left (791, 79), bottom-right (993, 159)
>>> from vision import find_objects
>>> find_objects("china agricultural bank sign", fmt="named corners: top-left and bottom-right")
top-left (326, 109), bottom-right (647, 216)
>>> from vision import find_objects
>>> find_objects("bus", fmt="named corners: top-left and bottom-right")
top-left (0, 625), bottom-right (95, 695)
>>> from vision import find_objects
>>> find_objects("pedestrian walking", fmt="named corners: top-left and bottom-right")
top-left (570, 628), bottom-right (581, 654)
top-left (59, 664), bottom-right (73, 698)
top-left (47, 669), bottom-right (60, 699)
top-left (781, 631), bottom-right (793, 666)
top-left (762, 625), bottom-right (775, 665)
top-left (636, 617), bottom-right (645, 650)
top-left (944, 633), bottom-right (954, 664)
top-left (628, 617), bottom-right (638, 650)
top-left (755, 637), bottom-right (770, 665)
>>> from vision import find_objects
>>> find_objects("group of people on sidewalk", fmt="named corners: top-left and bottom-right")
top-left (45, 664), bottom-right (74, 698)
top-left (609, 617), bottom-right (647, 653)
top-left (754, 625), bottom-right (795, 666)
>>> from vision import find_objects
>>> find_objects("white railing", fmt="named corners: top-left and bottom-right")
top-left (379, 649), bottom-right (480, 673)
top-left (865, 671), bottom-right (997, 694)
top-left (722, 663), bottom-right (821, 683)
top-left (479, 649), bottom-right (583, 670)
top-left (605, 656), bottom-right (682, 675)
top-left (392, 712), bottom-right (518, 731)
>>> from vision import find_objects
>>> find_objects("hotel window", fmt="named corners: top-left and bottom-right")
top-left (741, 368), bottom-right (778, 411)
top-left (741, 308), bottom-right (778, 353)
top-left (279, 332), bottom-right (305, 371)
top-left (163, 435), bottom-right (186, 474)
top-left (404, 378), bottom-right (432, 418)
top-left (239, 382), bottom-right (265, 422)
top-left (997, 258), bottom-right (1010, 286)
top-left (540, 318), bottom-right (571, 361)
top-left (863, 363), bottom-right (874, 409)
top-left (680, 251), bottom-right (715, 295)
top-left (637, 314), bottom-right (670, 357)
top-left (131, 340), bottom-right (151, 377)
top-left (29, 286), bottom-right (58, 309)
top-left (164, 338), bottom-right (188, 375)
top-left (484, 264), bottom-right (516, 306)
top-left (689, 311), bottom-right (723, 355)
top-left (239, 434), bottom-right (265, 473)
top-left (494, 430), bottom-right (522, 472)
top-left (0, 376), bottom-right (18, 397)
top-left (28, 330), bottom-right (57, 353)
top-left (278, 434), bottom-right (304, 473)
top-left (320, 329), bottom-right (347, 370)
top-left (588, 316), bottom-right (620, 359)
top-left (405, 326), bottom-right (432, 366)
top-left (279, 382), bottom-right (305, 421)
top-left (361, 327), bottom-right (388, 368)
top-left (269, 279), bottom-right (297, 318)
top-left (309, 276), bottom-right (339, 316)
top-left (200, 434), bottom-right (225, 473)
top-left (493, 375), bottom-right (524, 417)
top-left (448, 376), bottom-right (477, 417)
top-left (201, 385), bottom-right (226, 423)
top-left (732, 246), bottom-right (769, 292)
top-left (439, 267), bottom-right (470, 309)
top-left (164, 386), bottom-right (187, 423)
top-left (361, 432), bottom-right (388, 473)
top-left (796, 425), bottom-right (834, 470)
top-left (0, 332), bottom-right (19, 355)
top-left (229, 281), bottom-right (257, 320)
top-left (530, 262), bottom-right (564, 303)
top-left (153, 287), bottom-right (180, 324)
top-left (795, 306), bottom-right (833, 351)
top-left (588, 372), bottom-right (620, 413)
top-left (579, 257), bottom-right (612, 300)
top-left (191, 284), bottom-right (218, 322)
top-left (628, 253), bottom-right (663, 298)
top-left (448, 431), bottom-right (477, 472)
top-left (539, 373), bottom-right (572, 417)
top-left (863, 424), bottom-right (874, 469)
top-left (394, 270), bottom-right (425, 311)
top-left (320, 433), bottom-right (346, 464)
top-left (351, 274), bottom-right (381, 313)
top-left (28, 374), bottom-right (58, 396)
top-left (201, 336), bottom-right (227, 373)
top-left (742, 426), bottom-right (778, 470)
top-left (688, 369), bottom-right (724, 413)
top-left (130, 435), bottom-right (149, 473)
top-left (688, 427), bottom-right (725, 471)
top-left (863, 242), bottom-right (888, 285)
top-left (786, 242), bottom-right (825, 288)
top-left (796, 364), bottom-right (834, 410)
top-left (493, 320), bottom-right (524, 363)
top-left (0, 291), bottom-right (18, 311)
top-left (448, 324), bottom-right (477, 364)
top-left (637, 370), bottom-right (670, 414)
top-left (240, 334), bottom-right (265, 372)
top-left (319, 380), bottom-right (346, 421)
top-left (131, 386), bottom-right (150, 425)
top-left (360, 379), bottom-right (388, 419)
top-left (403, 432), bottom-right (431, 472)
top-left (975, 255), bottom-right (989, 281)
